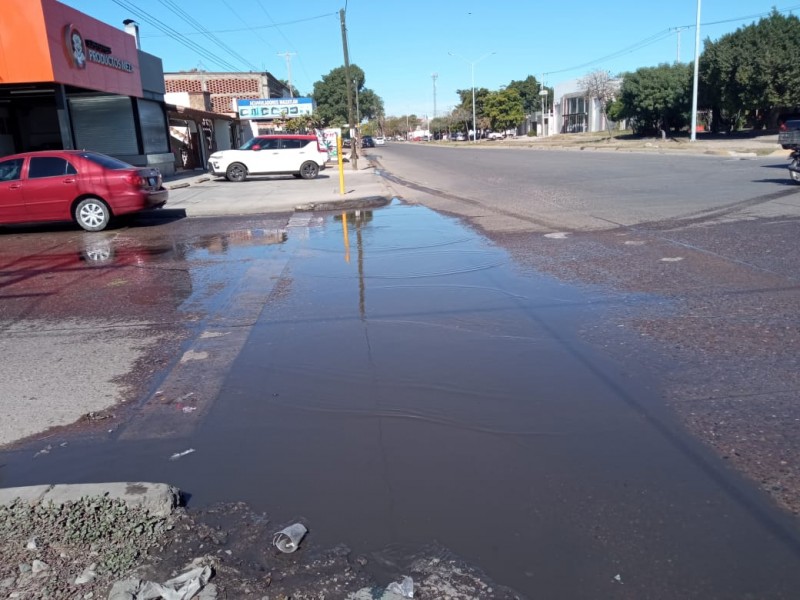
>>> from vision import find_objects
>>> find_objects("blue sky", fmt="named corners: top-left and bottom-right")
top-left (61, 0), bottom-right (800, 118)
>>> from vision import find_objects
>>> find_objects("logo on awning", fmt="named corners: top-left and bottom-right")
top-left (64, 24), bottom-right (87, 69)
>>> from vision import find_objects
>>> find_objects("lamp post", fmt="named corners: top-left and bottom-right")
top-left (690, 0), bottom-right (702, 141)
top-left (449, 51), bottom-right (495, 143)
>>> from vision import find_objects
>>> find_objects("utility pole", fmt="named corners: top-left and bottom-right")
top-left (277, 51), bottom-right (296, 97)
top-left (670, 27), bottom-right (689, 63)
top-left (339, 8), bottom-right (357, 169)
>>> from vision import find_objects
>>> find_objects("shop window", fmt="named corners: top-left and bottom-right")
top-left (28, 157), bottom-right (77, 178)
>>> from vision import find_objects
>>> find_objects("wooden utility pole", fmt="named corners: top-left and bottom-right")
top-left (339, 8), bottom-right (358, 169)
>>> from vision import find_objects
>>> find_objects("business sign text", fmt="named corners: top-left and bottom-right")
top-left (236, 97), bottom-right (313, 120)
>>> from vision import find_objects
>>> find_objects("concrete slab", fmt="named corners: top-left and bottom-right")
top-left (0, 482), bottom-right (180, 517)
top-left (0, 485), bottom-right (52, 505)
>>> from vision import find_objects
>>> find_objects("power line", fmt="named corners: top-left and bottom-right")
top-left (254, 0), bottom-right (316, 94)
top-left (544, 4), bottom-right (800, 78)
top-left (157, 0), bottom-right (258, 70)
top-left (110, 0), bottom-right (241, 71)
top-left (140, 13), bottom-right (337, 38)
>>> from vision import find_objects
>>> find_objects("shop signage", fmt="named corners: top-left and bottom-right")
top-left (64, 24), bottom-right (134, 73)
top-left (236, 97), bottom-right (313, 119)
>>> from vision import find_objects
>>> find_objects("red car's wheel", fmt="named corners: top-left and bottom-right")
top-left (74, 197), bottom-right (111, 232)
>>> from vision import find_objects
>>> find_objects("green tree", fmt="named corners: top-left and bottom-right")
top-left (483, 88), bottom-right (525, 131)
top-left (456, 87), bottom-right (491, 119)
top-left (616, 63), bottom-right (692, 134)
top-left (283, 114), bottom-right (322, 133)
top-left (700, 10), bottom-right (800, 129)
top-left (506, 75), bottom-right (542, 114)
top-left (312, 65), bottom-right (384, 127)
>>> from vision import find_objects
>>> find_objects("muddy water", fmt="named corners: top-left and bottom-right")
top-left (3, 203), bottom-right (800, 597)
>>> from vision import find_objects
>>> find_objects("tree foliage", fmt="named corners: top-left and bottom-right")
top-left (283, 114), bottom-right (322, 133)
top-left (483, 88), bottom-right (525, 131)
top-left (700, 10), bottom-right (800, 129)
top-left (311, 65), bottom-right (384, 127)
top-left (616, 63), bottom-right (692, 134)
top-left (456, 87), bottom-right (491, 120)
top-left (506, 75), bottom-right (544, 114)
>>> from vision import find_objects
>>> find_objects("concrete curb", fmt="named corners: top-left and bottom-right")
top-left (295, 196), bottom-right (391, 212)
top-left (0, 482), bottom-right (180, 517)
top-left (164, 175), bottom-right (211, 190)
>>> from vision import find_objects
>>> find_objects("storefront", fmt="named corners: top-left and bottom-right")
top-left (0, 0), bottom-right (174, 174)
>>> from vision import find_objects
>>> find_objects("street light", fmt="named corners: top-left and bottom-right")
top-left (449, 51), bottom-right (495, 143)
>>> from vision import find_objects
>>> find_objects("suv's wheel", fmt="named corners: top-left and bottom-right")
top-left (226, 162), bottom-right (247, 182)
top-left (299, 161), bottom-right (319, 180)
top-left (74, 197), bottom-right (111, 232)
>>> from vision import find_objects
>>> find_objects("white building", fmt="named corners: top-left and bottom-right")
top-left (550, 78), bottom-right (621, 135)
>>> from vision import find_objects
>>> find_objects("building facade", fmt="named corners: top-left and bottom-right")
top-left (164, 72), bottom-right (291, 117)
top-left (552, 78), bottom-right (621, 135)
top-left (0, 0), bottom-right (174, 173)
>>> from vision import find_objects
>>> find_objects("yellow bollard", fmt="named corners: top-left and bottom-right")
top-left (337, 134), bottom-right (345, 195)
top-left (342, 211), bottom-right (350, 263)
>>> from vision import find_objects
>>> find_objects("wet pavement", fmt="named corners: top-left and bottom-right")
top-left (2, 203), bottom-right (800, 597)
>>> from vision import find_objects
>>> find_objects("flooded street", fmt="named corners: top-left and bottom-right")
top-left (2, 202), bottom-right (800, 597)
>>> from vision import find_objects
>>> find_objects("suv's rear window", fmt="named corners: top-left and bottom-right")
top-left (784, 120), bottom-right (800, 130)
top-left (80, 152), bottom-right (133, 170)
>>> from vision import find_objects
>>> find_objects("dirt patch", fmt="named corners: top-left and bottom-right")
top-left (1, 499), bottom-right (523, 599)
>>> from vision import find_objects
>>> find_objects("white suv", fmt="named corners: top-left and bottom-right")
top-left (208, 135), bottom-right (329, 182)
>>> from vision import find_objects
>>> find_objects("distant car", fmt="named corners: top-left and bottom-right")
top-left (361, 136), bottom-right (375, 148)
top-left (487, 132), bottom-right (504, 140)
top-left (455, 132), bottom-right (466, 142)
top-left (375, 136), bottom-right (386, 146)
top-left (208, 134), bottom-right (329, 182)
top-left (0, 150), bottom-right (167, 232)
top-left (779, 119), bottom-right (800, 149)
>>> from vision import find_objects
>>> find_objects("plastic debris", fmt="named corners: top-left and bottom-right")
top-left (170, 449), bottom-right (196, 461)
top-left (182, 406), bottom-right (197, 414)
top-left (387, 576), bottom-right (414, 598)
top-left (544, 232), bottom-right (569, 239)
top-left (34, 445), bottom-right (52, 458)
top-left (25, 538), bottom-right (37, 551)
top-left (272, 523), bottom-right (308, 553)
top-left (613, 573), bottom-right (623, 584)
top-left (660, 257), bottom-right (684, 262)
top-left (108, 565), bottom-right (213, 600)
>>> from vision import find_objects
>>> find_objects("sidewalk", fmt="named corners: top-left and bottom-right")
top-left (162, 160), bottom-right (390, 217)
top-left (489, 131), bottom-right (792, 157)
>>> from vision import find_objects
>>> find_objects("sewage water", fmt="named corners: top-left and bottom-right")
top-left (2, 203), bottom-right (800, 597)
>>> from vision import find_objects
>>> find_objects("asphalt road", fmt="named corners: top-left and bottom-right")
top-left (369, 142), bottom-right (800, 232)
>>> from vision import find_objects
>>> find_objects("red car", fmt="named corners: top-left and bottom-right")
top-left (0, 150), bottom-right (167, 232)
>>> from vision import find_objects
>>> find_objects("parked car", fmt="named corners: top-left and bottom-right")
top-left (375, 136), bottom-right (386, 146)
top-left (361, 136), bottom-right (375, 148)
top-left (779, 119), bottom-right (800, 149)
top-left (207, 134), bottom-right (329, 182)
top-left (487, 132), bottom-right (505, 140)
top-left (0, 150), bottom-right (167, 232)
top-left (454, 132), bottom-right (466, 142)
